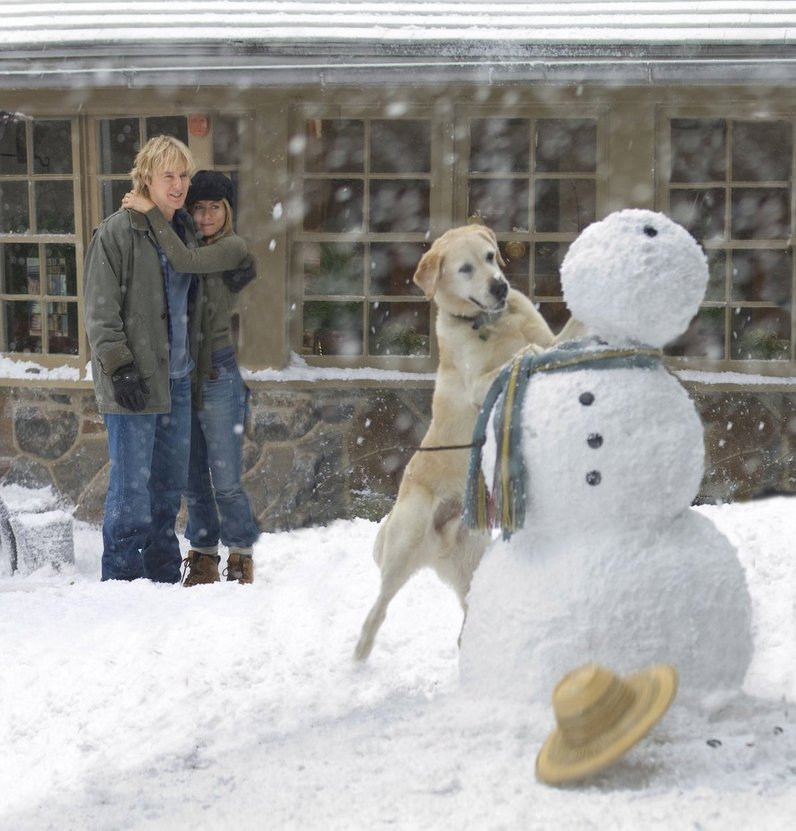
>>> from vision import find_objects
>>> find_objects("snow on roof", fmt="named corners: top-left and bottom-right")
top-left (3, 0), bottom-right (796, 46)
top-left (4, 1), bottom-right (796, 89)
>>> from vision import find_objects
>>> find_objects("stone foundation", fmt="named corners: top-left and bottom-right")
top-left (0, 383), bottom-right (432, 532)
top-left (0, 381), bottom-right (794, 534)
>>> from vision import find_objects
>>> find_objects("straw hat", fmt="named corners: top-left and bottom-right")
top-left (536, 662), bottom-right (678, 785)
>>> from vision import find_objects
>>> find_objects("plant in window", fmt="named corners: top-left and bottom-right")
top-left (736, 328), bottom-right (789, 360)
top-left (373, 321), bottom-right (429, 356)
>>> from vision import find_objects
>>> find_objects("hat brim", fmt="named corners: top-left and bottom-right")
top-left (535, 664), bottom-right (678, 786)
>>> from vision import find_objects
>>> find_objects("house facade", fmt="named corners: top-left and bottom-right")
top-left (2, 2), bottom-right (796, 528)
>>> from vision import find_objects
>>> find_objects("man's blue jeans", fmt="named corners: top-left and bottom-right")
top-left (101, 374), bottom-right (192, 583)
top-left (185, 346), bottom-right (259, 551)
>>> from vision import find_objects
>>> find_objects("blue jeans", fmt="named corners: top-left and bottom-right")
top-left (101, 374), bottom-right (192, 583)
top-left (185, 347), bottom-right (259, 550)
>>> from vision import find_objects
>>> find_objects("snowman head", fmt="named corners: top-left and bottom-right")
top-left (561, 210), bottom-right (708, 348)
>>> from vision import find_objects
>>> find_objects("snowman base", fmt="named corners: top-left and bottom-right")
top-left (459, 508), bottom-right (753, 707)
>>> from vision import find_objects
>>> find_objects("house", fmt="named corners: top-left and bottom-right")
top-left (1, 1), bottom-right (796, 528)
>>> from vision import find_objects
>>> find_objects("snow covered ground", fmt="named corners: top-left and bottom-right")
top-left (1, 489), bottom-right (795, 830)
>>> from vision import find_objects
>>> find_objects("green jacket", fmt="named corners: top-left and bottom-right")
top-left (83, 208), bottom-right (201, 414)
top-left (144, 207), bottom-right (248, 392)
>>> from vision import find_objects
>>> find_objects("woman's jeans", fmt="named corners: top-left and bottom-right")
top-left (185, 346), bottom-right (259, 551)
top-left (101, 374), bottom-right (192, 583)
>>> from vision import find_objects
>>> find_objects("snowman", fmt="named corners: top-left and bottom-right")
top-left (458, 209), bottom-right (753, 708)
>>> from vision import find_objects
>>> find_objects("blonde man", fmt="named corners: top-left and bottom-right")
top-left (84, 135), bottom-right (201, 583)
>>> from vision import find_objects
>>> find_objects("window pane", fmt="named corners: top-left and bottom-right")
top-left (666, 308), bottom-right (725, 359)
top-left (470, 118), bottom-right (529, 173)
top-left (535, 119), bottom-right (597, 173)
top-left (671, 119), bottom-right (726, 183)
top-left (534, 241), bottom-right (567, 296)
top-left (370, 242), bottom-right (426, 295)
top-left (1, 242), bottom-right (38, 293)
top-left (469, 179), bottom-right (529, 231)
top-left (369, 180), bottom-right (430, 233)
top-left (213, 116), bottom-right (240, 165)
top-left (371, 120), bottom-right (431, 174)
top-left (731, 306), bottom-right (790, 360)
top-left (5, 300), bottom-right (42, 353)
top-left (369, 301), bottom-right (430, 356)
top-left (300, 241), bottom-right (364, 296)
top-left (33, 120), bottom-right (72, 175)
top-left (97, 118), bottom-right (140, 174)
top-left (35, 181), bottom-right (74, 233)
top-left (731, 187), bottom-right (790, 240)
top-left (101, 180), bottom-right (130, 220)
top-left (535, 179), bottom-right (595, 233)
top-left (669, 188), bottom-right (726, 240)
top-left (536, 301), bottom-right (571, 334)
top-left (47, 301), bottom-right (79, 354)
top-left (500, 240), bottom-right (530, 293)
top-left (305, 120), bottom-right (364, 173)
top-left (145, 116), bottom-right (188, 145)
top-left (731, 249), bottom-right (791, 304)
top-left (0, 181), bottom-right (30, 232)
top-left (303, 179), bottom-right (363, 233)
top-left (0, 120), bottom-right (27, 175)
top-left (303, 300), bottom-right (363, 356)
top-left (732, 121), bottom-right (792, 182)
top-left (45, 244), bottom-right (77, 296)
top-left (705, 250), bottom-right (726, 302)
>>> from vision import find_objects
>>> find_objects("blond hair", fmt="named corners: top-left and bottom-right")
top-left (130, 135), bottom-right (196, 198)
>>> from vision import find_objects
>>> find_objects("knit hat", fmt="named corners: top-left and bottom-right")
top-left (536, 662), bottom-right (678, 786)
top-left (187, 170), bottom-right (234, 209)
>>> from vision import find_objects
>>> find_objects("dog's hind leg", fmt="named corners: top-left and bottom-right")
top-left (354, 508), bottom-right (425, 662)
top-left (354, 560), bottom-right (417, 661)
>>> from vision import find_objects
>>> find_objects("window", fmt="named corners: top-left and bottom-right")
top-left (665, 117), bottom-right (794, 364)
top-left (465, 116), bottom-right (599, 333)
top-left (0, 112), bottom-right (246, 368)
top-left (0, 118), bottom-right (81, 356)
top-left (96, 116), bottom-right (190, 219)
top-left (294, 116), bottom-right (432, 362)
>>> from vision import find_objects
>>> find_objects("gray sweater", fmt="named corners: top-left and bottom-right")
top-left (143, 206), bottom-right (249, 393)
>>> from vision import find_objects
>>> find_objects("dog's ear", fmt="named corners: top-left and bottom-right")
top-left (413, 248), bottom-right (443, 299)
top-left (477, 226), bottom-right (506, 268)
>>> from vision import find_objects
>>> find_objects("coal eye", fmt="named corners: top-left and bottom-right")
top-left (643, 225), bottom-right (658, 237)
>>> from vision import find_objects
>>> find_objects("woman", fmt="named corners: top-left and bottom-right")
top-left (123, 170), bottom-right (259, 585)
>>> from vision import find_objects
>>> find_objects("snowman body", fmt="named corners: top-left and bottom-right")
top-left (459, 210), bottom-right (753, 704)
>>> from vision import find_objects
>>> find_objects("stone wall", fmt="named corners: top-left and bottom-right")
top-left (0, 381), bottom-right (794, 532)
top-left (0, 383), bottom-right (432, 531)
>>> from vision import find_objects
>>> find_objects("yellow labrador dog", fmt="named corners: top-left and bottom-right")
top-left (354, 224), bottom-right (584, 661)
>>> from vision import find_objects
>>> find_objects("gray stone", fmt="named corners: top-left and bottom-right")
top-left (15, 407), bottom-right (79, 460)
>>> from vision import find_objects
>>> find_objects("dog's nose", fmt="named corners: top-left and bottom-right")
top-left (490, 278), bottom-right (508, 302)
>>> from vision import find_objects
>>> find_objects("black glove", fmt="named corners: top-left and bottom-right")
top-left (222, 254), bottom-right (257, 294)
top-left (111, 363), bottom-right (149, 412)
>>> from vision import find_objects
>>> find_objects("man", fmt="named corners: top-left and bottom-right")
top-left (84, 135), bottom-right (201, 583)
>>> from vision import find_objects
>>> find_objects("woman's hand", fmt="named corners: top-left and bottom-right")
top-left (121, 191), bottom-right (155, 213)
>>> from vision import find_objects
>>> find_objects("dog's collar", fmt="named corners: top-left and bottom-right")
top-left (450, 308), bottom-right (503, 331)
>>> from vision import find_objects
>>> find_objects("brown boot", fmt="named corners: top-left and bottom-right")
top-left (182, 551), bottom-right (221, 586)
top-left (225, 552), bottom-right (254, 584)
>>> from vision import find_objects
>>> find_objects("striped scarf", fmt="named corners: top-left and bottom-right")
top-left (463, 338), bottom-right (663, 540)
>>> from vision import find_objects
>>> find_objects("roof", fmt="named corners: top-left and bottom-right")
top-left (3, 1), bottom-right (796, 89)
top-left (5, 1), bottom-right (796, 45)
